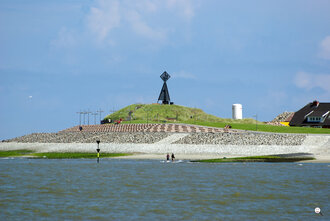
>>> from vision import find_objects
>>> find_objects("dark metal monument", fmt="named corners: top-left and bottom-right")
top-left (158, 71), bottom-right (173, 105)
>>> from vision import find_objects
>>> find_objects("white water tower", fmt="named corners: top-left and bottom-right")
top-left (232, 104), bottom-right (243, 120)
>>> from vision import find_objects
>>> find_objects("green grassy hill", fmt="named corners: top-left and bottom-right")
top-left (103, 104), bottom-right (330, 134)
top-left (104, 104), bottom-right (256, 124)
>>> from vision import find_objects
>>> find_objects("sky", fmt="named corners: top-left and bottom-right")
top-left (1, 0), bottom-right (330, 140)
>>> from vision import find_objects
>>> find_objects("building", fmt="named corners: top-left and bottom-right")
top-left (289, 101), bottom-right (330, 128)
top-left (232, 104), bottom-right (243, 120)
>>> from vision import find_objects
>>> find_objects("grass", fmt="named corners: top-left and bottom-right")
top-left (104, 104), bottom-right (258, 124)
top-left (0, 149), bottom-right (34, 157)
top-left (32, 152), bottom-right (131, 159)
top-left (103, 103), bottom-right (330, 134)
top-left (192, 155), bottom-right (315, 163)
top-left (0, 150), bottom-right (131, 159)
top-left (118, 119), bottom-right (329, 134)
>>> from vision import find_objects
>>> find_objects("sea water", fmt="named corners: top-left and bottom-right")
top-left (0, 158), bottom-right (329, 220)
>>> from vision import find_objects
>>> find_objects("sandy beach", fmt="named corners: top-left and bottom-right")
top-left (299, 155), bottom-right (330, 163)
top-left (1, 131), bottom-right (329, 162)
top-left (115, 153), bottom-right (330, 163)
top-left (1, 141), bottom-right (329, 163)
top-left (115, 153), bottom-right (241, 160)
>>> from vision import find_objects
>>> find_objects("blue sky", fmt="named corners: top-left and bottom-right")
top-left (1, 0), bottom-right (330, 139)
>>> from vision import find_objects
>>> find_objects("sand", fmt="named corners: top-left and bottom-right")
top-left (1, 133), bottom-right (329, 162)
top-left (115, 153), bottom-right (330, 163)
top-left (116, 153), bottom-right (242, 160)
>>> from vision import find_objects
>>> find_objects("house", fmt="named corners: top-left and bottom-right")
top-left (289, 101), bottom-right (330, 128)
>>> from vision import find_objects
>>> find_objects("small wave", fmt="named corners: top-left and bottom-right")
top-left (0, 157), bottom-right (15, 160)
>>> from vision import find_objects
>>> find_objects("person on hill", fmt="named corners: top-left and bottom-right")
top-left (171, 153), bottom-right (175, 162)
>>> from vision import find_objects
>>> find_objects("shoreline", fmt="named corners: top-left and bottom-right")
top-left (1, 153), bottom-right (329, 163)
top-left (1, 143), bottom-right (329, 163)
top-left (1, 132), bottom-right (329, 163)
top-left (115, 153), bottom-right (330, 163)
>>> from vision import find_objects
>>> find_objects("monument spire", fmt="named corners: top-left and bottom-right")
top-left (158, 71), bottom-right (172, 104)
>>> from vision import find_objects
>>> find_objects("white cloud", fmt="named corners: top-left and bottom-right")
top-left (133, 0), bottom-right (158, 13)
top-left (294, 71), bottom-right (330, 95)
top-left (319, 36), bottom-right (330, 60)
top-left (166, 0), bottom-right (195, 21)
top-left (85, 0), bottom-right (196, 43)
top-left (50, 0), bottom-right (197, 51)
top-left (172, 70), bottom-right (197, 80)
top-left (125, 10), bottom-right (167, 42)
top-left (87, 0), bottom-right (121, 41)
top-left (51, 27), bottom-right (77, 48)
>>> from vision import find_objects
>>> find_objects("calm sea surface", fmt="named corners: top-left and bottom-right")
top-left (0, 158), bottom-right (329, 220)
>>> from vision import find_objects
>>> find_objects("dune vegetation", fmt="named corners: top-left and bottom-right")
top-left (104, 104), bottom-right (330, 134)
top-left (0, 149), bottom-right (34, 157)
top-left (0, 150), bottom-right (130, 159)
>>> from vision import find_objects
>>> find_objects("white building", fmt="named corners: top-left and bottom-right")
top-left (232, 104), bottom-right (243, 120)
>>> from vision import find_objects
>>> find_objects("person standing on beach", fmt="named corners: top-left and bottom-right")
top-left (171, 153), bottom-right (175, 162)
top-left (166, 153), bottom-right (170, 161)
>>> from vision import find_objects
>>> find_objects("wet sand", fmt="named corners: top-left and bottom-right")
top-left (116, 154), bottom-right (241, 160)
top-left (116, 153), bottom-right (330, 163)
top-left (300, 155), bottom-right (330, 163)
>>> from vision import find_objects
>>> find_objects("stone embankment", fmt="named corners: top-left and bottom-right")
top-left (174, 133), bottom-right (306, 146)
top-left (4, 132), bottom-right (171, 144)
top-left (267, 112), bottom-right (295, 126)
top-left (3, 123), bottom-right (235, 144)
top-left (271, 112), bottom-right (295, 122)
top-left (2, 123), bottom-right (329, 159)
top-left (5, 131), bottom-right (305, 146)
top-left (61, 123), bottom-right (226, 133)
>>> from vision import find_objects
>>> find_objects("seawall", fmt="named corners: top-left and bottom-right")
top-left (1, 133), bottom-right (329, 160)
